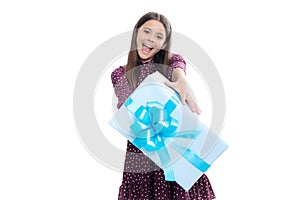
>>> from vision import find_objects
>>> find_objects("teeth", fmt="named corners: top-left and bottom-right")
top-left (143, 43), bottom-right (153, 49)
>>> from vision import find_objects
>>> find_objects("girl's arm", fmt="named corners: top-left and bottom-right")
top-left (165, 68), bottom-right (201, 114)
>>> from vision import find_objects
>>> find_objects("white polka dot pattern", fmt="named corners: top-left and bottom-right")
top-left (111, 54), bottom-right (216, 200)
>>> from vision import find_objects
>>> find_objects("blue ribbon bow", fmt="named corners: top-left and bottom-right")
top-left (125, 95), bottom-right (211, 181)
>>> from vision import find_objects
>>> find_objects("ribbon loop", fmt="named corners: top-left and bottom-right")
top-left (125, 96), bottom-right (211, 181)
top-left (126, 97), bottom-right (179, 152)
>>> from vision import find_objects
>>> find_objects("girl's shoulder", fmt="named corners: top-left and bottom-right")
top-left (170, 53), bottom-right (186, 64)
top-left (111, 65), bottom-right (126, 87)
top-left (170, 53), bottom-right (186, 73)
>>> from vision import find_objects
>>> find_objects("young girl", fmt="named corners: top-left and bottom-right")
top-left (111, 12), bottom-right (215, 200)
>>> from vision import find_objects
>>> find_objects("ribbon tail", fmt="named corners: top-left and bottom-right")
top-left (132, 138), bottom-right (145, 149)
top-left (171, 141), bottom-right (210, 172)
top-left (164, 130), bottom-right (201, 139)
top-left (157, 147), bottom-right (175, 181)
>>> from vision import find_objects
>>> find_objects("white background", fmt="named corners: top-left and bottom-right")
top-left (1, 0), bottom-right (299, 199)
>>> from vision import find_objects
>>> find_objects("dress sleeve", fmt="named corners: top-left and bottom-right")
top-left (170, 53), bottom-right (186, 74)
top-left (111, 66), bottom-right (125, 88)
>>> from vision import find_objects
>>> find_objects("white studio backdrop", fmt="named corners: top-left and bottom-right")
top-left (1, 0), bottom-right (300, 200)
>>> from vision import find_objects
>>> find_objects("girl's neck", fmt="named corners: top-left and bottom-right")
top-left (140, 58), bottom-right (154, 64)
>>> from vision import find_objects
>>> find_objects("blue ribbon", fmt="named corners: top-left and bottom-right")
top-left (125, 96), bottom-right (211, 181)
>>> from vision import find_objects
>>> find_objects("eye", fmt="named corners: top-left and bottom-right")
top-left (143, 29), bottom-right (150, 34)
top-left (157, 35), bottom-right (163, 40)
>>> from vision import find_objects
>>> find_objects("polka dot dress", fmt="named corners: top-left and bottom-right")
top-left (111, 54), bottom-right (216, 200)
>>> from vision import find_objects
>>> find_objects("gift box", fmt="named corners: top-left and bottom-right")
top-left (109, 71), bottom-right (228, 191)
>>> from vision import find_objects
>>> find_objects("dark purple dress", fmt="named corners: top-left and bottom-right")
top-left (111, 54), bottom-right (216, 200)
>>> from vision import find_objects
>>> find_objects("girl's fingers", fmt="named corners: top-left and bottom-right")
top-left (165, 80), bottom-right (201, 112)
top-left (186, 96), bottom-right (202, 115)
top-left (180, 93), bottom-right (186, 105)
top-left (164, 81), bottom-right (175, 88)
top-left (165, 81), bottom-right (185, 104)
top-left (194, 104), bottom-right (202, 115)
top-left (186, 96), bottom-right (195, 112)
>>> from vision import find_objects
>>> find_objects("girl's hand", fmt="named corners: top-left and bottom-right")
top-left (165, 68), bottom-right (202, 115)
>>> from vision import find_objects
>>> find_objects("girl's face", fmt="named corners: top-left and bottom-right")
top-left (136, 20), bottom-right (167, 62)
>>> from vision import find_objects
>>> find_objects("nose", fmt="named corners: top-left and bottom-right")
top-left (148, 38), bottom-right (154, 43)
top-left (147, 37), bottom-right (154, 43)
top-left (147, 33), bottom-right (155, 43)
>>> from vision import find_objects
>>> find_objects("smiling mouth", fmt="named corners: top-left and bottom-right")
top-left (141, 43), bottom-right (153, 54)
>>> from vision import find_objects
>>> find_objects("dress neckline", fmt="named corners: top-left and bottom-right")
top-left (139, 59), bottom-right (154, 65)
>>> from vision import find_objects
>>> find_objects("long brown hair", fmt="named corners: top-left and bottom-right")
top-left (126, 12), bottom-right (172, 90)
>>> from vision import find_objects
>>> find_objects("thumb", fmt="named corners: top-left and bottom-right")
top-left (164, 80), bottom-right (176, 89)
top-left (179, 93), bottom-right (186, 105)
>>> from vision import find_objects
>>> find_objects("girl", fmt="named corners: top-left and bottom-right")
top-left (111, 12), bottom-right (215, 200)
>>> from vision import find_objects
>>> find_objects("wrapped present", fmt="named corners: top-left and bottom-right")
top-left (109, 71), bottom-right (228, 191)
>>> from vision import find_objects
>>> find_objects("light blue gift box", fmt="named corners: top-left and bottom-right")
top-left (110, 72), bottom-right (228, 191)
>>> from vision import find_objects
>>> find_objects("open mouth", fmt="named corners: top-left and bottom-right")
top-left (141, 43), bottom-right (154, 54)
